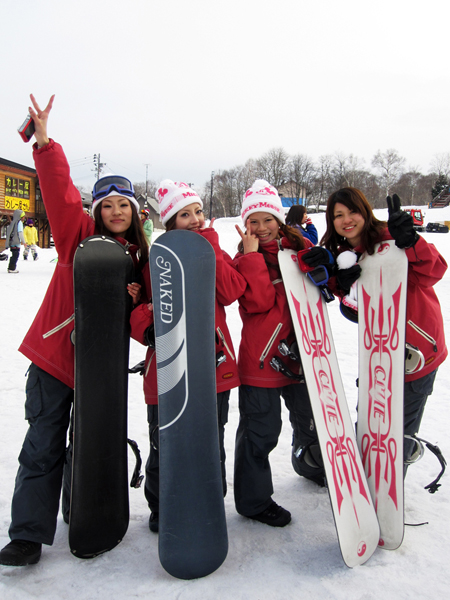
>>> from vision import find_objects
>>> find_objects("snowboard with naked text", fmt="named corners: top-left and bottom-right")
top-left (150, 229), bottom-right (228, 580)
top-left (279, 248), bottom-right (380, 568)
top-left (69, 235), bottom-right (134, 558)
top-left (357, 240), bottom-right (408, 550)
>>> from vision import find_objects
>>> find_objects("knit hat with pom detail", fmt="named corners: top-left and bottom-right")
top-left (156, 180), bottom-right (203, 226)
top-left (241, 180), bottom-right (285, 226)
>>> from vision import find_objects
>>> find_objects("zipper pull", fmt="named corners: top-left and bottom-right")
top-left (260, 359), bottom-right (264, 369)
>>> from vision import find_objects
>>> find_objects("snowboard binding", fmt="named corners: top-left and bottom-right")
top-left (404, 434), bottom-right (447, 493)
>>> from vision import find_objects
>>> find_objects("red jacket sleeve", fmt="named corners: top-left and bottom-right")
top-left (33, 140), bottom-right (92, 264)
top-left (130, 303), bottom-right (154, 345)
top-left (199, 228), bottom-right (247, 305)
top-left (405, 236), bottom-right (448, 288)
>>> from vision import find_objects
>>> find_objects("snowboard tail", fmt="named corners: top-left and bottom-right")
top-left (150, 230), bottom-right (228, 580)
top-left (279, 249), bottom-right (380, 568)
top-left (70, 235), bottom-right (134, 558)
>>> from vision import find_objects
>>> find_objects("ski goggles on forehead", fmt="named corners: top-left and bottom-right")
top-left (92, 176), bottom-right (135, 201)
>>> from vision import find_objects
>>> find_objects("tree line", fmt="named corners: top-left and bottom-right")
top-left (96, 148), bottom-right (450, 220)
top-left (192, 148), bottom-right (450, 218)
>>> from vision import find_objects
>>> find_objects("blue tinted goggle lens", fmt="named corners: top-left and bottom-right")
top-left (93, 176), bottom-right (134, 200)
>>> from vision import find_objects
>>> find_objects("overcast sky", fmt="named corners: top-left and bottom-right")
top-left (1, 0), bottom-right (449, 193)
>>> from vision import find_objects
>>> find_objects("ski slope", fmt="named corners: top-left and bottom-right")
top-left (1, 211), bottom-right (449, 599)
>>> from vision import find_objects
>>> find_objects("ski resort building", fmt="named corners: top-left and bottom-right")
top-left (0, 157), bottom-right (52, 251)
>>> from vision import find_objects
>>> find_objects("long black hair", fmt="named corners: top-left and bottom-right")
top-left (93, 200), bottom-right (149, 269)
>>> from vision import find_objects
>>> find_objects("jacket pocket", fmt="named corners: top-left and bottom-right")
top-left (216, 327), bottom-right (235, 361)
top-left (407, 320), bottom-right (438, 352)
top-left (25, 366), bottom-right (42, 422)
top-left (42, 315), bottom-right (75, 339)
top-left (259, 323), bottom-right (283, 369)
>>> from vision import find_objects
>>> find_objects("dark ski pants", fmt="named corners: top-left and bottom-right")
top-left (144, 390), bottom-right (230, 514)
top-left (404, 369), bottom-right (437, 466)
top-left (234, 383), bottom-right (317, 517)
top-left (8, 247), bottom-right (20, 271)
top-left (9, 364), bottom-right (73, 545)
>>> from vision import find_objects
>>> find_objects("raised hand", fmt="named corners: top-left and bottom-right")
top-left (29, 94), bottom-right (55, 148)
top-left (386, 193), bottom-right (419, 249)
top-left (235, 224), bottom-right (259, 254)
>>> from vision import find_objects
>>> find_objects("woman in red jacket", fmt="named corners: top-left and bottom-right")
top-left (0, 95), bottom-right (149, 568)
top-left (130, 180), bottom-right (246, 533)
top-left (312, 187), bottom-right (447, 473)
top-left (232, 180), bottom-right (321, 529)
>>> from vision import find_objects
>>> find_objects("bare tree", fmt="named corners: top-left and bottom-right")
top-left (133, 180), bottom-right (158, 199)
top-left (371, 149), bottom-right (406, 196)
top-left (255, 147), bottom-right (290, 188)
top-left (283, 153), bottom-right (315, 205)
top-left (311, 155), bottom-right (333, 211)
top-left (429, 152), bottom-right (450, 179)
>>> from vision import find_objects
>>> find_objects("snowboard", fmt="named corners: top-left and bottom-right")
top-left (149, 230), bottom-right (228, 580)
top-left (357, 240), bottom-right (408, 550)
top-left (69, 235), bottom-right (134, 558)
top-left (279, 249), bottom-right (380, 568)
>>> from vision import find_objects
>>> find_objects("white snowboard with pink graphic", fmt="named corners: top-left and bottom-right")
top-left (279, 248), bottom-right (380, 568)
top-left (357, 240), bottom-right (408, 550)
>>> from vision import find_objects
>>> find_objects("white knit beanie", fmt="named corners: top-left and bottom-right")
top-left (241, 180), bottom-right (285, 225)
top-left (92, 190), bottom-right (140, 217)
top-left (156, 180), bottom-right (203, 226)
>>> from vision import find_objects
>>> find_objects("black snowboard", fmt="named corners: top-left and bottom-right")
top-left (150, 230), bottom-right (228, 579)
top-left (69, 235), bottom-right (134, 558)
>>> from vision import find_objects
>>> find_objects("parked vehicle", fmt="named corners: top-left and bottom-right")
top-left (404, 208), bottom-right (424, 231)
top-left (426, 222), bottom-right (449, 233)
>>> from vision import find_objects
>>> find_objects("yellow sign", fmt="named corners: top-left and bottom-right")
top-left (5, 196), bottom-right (30, 211)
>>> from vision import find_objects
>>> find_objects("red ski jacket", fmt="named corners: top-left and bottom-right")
top-left (130, 227), bottom-right (246, 404)
top-left (18, 141), bottom-right (146, 389)
top-left (233, 235), bottom-right (313, 388)
top-left (333, 228), bottom-right (448, 382)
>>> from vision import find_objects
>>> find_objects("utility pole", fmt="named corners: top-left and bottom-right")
top-left (93, 154), bottom-right (106, 180)
top-left (209, 171), bottom-right (215, 219)
top-left (144, 163), bottom-right (150, 203)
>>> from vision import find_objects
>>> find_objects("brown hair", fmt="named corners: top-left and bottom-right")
top-left (94, 200), bottom-right (149, 269)
top-left (286, 204), bottom-right (307, 227)
top-left (237, 217), bottom-right (307, 254)
top-left (164, 213), bottom-right (177, 231)
top-left (321, 187), bottom-right (386, 256)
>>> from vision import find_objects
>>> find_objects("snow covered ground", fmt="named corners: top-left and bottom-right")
top-left (1, 212), bottom-right (449, 600)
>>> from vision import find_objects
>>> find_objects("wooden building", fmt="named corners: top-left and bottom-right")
top-left (0, 157), bottom-right (52, 251)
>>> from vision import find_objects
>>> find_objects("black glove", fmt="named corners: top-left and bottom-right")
top-left (336, 264), bottom-right (361, 293)
top-left (144, 324), bottom-right (155, 348)
top-left (301, 246), bottom-right (334, 268)
top-left (387, 194), bottom-right (419, 249)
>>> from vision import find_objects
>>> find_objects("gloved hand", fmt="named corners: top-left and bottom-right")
top-left (387, 194), bottom-right (419, 249)
top-left (305, 217), bottom-right (313, 226)
top-left (300, 246), bottom-right (334, 268)
top-left (336, 264), bottom-right (361, 293)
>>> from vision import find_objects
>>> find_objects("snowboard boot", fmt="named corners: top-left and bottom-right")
top-left (149, 512), bottom-right (159, 533)
top-left (247, 501), bottom-right (291, 527)
top-left (0, 540), bottom-right (42, 566)
top-left (292, 441), bottom-right (326, 487)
